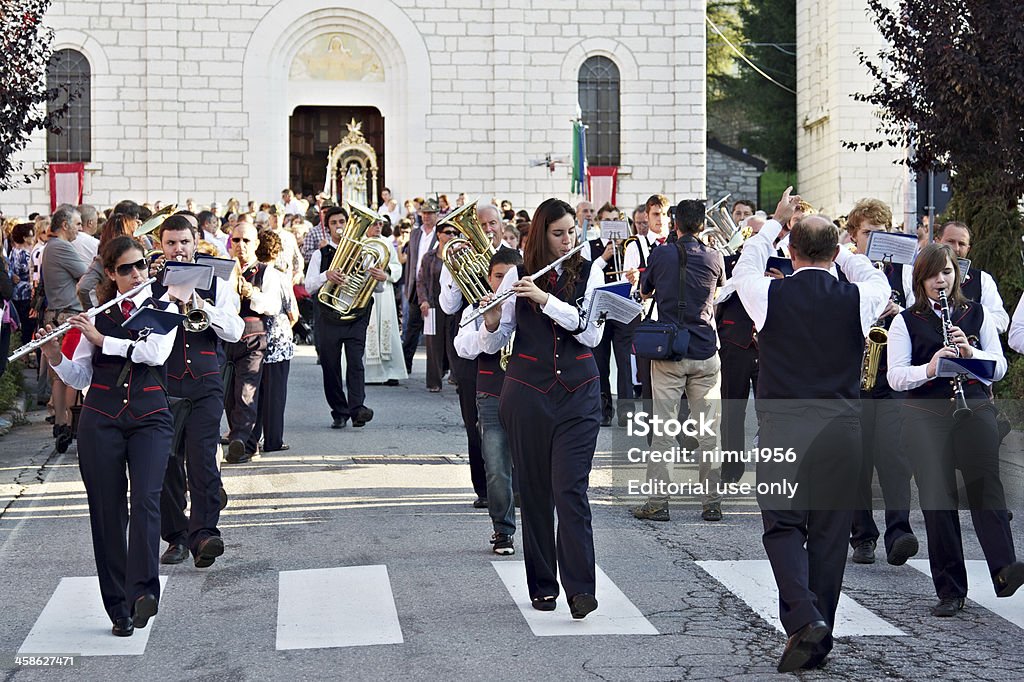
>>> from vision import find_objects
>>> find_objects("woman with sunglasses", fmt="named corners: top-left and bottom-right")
top-left (887, 243), bottom-right (1023, 617)
top-left (477, 198), bottom-right (608, 619)
top-left (38, 236), bottom-right (178, 637)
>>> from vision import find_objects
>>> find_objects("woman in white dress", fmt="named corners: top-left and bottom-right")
top-left (362, 220), bottom-right (407, 385)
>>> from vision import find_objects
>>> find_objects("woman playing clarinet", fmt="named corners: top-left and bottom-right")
top-left (887, 243), bottom-right (1023, 617)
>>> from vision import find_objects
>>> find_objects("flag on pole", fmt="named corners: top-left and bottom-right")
top-left (571, 119), bottom-right (589, 199)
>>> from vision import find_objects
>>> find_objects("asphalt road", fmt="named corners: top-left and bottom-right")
top-left (1, 346), bottom-right (1023, 681)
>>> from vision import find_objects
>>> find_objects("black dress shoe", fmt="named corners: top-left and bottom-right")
top-left (331, 417), bottom-right (349, 429)
top-left (352, 406), bottom-right (374, 427)
top-left (600, 414), bottom-right (613, 427)
top-left (472, 497), bottom-right (488, 509)
top-left (219, 486), bottom-right (229, 511)
top-left (852, 540), bottom-right (876, 564)
top-left (194, 535), bottom-right (225, 568)
top-left (886, 534), bottom-right (919, 566)
top-left (777, 620), bottom-right (829, 673)
top-left (132, 594), bottom-right (158, 629)
top-left (384, 379), bottom-right (399, 386)
top-left (931, 597), bottom-right (965, 617)
top-left (111, 617), bottom-right (134, 637)
top-left (263, 443), bottom-right (291, 452)
top-left (225, 439), bottom-right (252, 464)
top-left (995, 561), bottom-right (1024, 598)
top-left (160, 543), bottom-right (189, 565)
top-left (531, 595), bottom-right (557, 611)
top-left (569, 593), bottom-right (598, 619)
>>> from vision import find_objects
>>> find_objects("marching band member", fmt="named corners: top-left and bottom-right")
top-left (843, 199), bottom-right (918, 566)
top-left (304, 206), bottom-right (381, 429)
top-left (903, 221), bottom-right (1009, 332)
top-left (1009, 291), bottom-right (1024, 354)
top-left (39, 236), bottom-right (178, 637)
top-left (152, 215), bottom-right (243, 567)
top-left (733, 189), bottom-right (889, 672)
top-left (453, 248), bottom-right (525, 554)
top-left (476, 198), bottom-right (606, 619)
top-left (887, 243), bottom-right (1023, 617)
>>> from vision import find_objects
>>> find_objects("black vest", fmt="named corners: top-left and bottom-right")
top-left (84, 300), bottom-right (170, 420)
top-left (503, 262), bottom-right (599, 393)
top-left (476, 350), bottom-right (506, 398)
top-left (151, 279), bottom-right (221, 380)
top-left (884, 262), bottom-right (907, 308)
top-left (317, 244), bottom-right (372, 325)
top-left (901, 303), bottom-right (989, 412)
top-left (717, 252), bottom-right (756, 350)
top-left (239, 263), bottom-right (268, 338)
top-left (588, 239), bottom-right (617, 284)
top-left (961, 268), bottom-right (982, 303)
top-left (757, 270), bottom-right (864, 411)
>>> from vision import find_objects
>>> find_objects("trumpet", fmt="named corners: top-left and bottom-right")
top-left (938, 289), bottom-right (972, 422)
top-left (460, 243), bottom-right (587, 327)
top-left (8, 277), bottom-right (158, 362)
top-left (181, 291), bottom-right (211, 332)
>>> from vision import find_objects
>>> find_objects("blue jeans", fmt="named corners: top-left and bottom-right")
top-left (478, 393), bottom-right (515, 535)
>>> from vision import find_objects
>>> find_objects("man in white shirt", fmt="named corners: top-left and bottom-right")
top-left (281, 188), bottom-right (305, 216)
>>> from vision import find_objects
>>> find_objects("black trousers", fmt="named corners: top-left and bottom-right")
top-left (161, 375), bottom-right (224, 552)
top-left (248, 360), bottom-right (291, 452)
top-left (317, 315), bottom-right (369, 421)
top-left (758, 410), bottom-right (861, 656)
top-left (402, 291), bottom-right (424, 373)
top-left (78, 407), bottom-right (172, 622)
top-left (500, 379), bottom-right (601, 600)
top-left (224, 335), bottom-right (265, 443)
top-left (718, 342), bottom-right (758, 483)
top-left (850, 395), bottom-right (914, 552)
top-left (424, 307), bottom-right (453, 391)
top-left (901, 404), bottom-right (1016, 599)
top-left (594, 319), bottom-right (634, 416)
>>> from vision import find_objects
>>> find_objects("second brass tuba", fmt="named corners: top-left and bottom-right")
top-left (438, 200), bottom-right (496, 304)
top-left (317, 202), bottom-right (391, 320)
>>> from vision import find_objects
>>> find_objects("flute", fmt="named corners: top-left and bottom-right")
top-left (460, 243), bottom-right (587, 327)
top-left (7, 277), bottom-right (158, 362)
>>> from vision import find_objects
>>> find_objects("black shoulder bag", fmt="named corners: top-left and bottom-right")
top-left (631, 239), bottom-right (690, 360)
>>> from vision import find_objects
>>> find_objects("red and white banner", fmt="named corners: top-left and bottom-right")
top-left (48, 163), bottom-right (85, 212)
top-left (587, 166), bottom-right (618, 208)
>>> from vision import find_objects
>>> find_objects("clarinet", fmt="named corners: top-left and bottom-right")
top-left (937, 289), bottom-right (973, 422)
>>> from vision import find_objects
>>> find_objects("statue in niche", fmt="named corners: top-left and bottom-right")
top-left (342, 161), bottom-right (366, 207)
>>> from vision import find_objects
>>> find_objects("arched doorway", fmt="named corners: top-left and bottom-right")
top-left (289, 105), bottom-right (385, 203)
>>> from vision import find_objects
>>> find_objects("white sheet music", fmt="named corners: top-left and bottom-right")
top-left (195, 254), bottom-right (237, 281)
top-left (585, 284), bottom-right (643, 325)
top-left (865, 231), bottom-right (918, 265)
top-left (423, 307), bottom-right (436, 336)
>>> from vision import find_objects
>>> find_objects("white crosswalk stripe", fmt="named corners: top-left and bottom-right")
top-left (19, 576), bottom-right (168, 656)
top-left (697, 560), bottom-right (907, 637)
top-left (275, 565), bottom-right (404, 650)
top-left (492, 561), bottom-right (658, 636)
top-left (908, 560), bottom-right (1024, 628)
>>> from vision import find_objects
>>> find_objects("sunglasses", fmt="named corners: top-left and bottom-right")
top-left (231, 237), bottom-right (253, 244)
top-left (115, 259), bottom-right (149, 276)
top-left (440, 230), bottom-right (457, 236)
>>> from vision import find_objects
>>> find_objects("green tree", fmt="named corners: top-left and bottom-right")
top-left (717, 0), bottom-right (797, 172)
top-left (0, 0), bottom-right (69, 191)
top-left (851, 0), bottom-right (1024, 307)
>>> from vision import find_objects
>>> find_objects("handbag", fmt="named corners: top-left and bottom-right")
top-left (632, 239), bottom-right (690, 360)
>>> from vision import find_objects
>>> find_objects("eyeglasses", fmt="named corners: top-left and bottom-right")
top-left (115, 259), bottom-right (149, 276)
top-left (440, 230), bottom-right (457, 236)
top-left (231, 237), bottom-right (253, 244)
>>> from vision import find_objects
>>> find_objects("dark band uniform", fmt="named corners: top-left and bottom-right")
top-left (305, 239), bottom-right (377, 425)
top-left (887, 299), bottom-right (1020, 602)
top-left (476, 259), bottom-right (605, 603)
top-left (51, 292), bottom-right (178, 624)
top-left (151, 275), bottom-right (243, 559)
top-left (622, 232), bottom-right (665, 402)
top-left (902, 263), bottom-right (1009, 333)
top-left (732, 219), bottom-right (889, 667)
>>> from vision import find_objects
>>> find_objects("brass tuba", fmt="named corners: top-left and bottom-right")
top-left (317, 202), bottom-right (391, 319)
top-left (438, 200), bottom-right (496, 304)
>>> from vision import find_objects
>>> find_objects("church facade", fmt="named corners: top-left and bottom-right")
top-left (1, 0), bottom-right (708, 215)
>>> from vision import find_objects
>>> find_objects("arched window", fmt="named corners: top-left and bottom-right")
top-left (46, 49), bottom-right (91, 163)
top-left (578, 56), bottom-right (620, 166)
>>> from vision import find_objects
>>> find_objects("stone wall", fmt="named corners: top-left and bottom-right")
top-left (0, 0), bottom-right (707, 217)
top-left (706, 140), bottom-right (764, 208)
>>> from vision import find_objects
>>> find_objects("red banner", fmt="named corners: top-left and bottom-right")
top-left (587, 166), bottom-right (618, 208)
top-left (48, 163), bottom-right (85, 212)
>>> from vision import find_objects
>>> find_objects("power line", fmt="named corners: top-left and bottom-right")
top-left (705, 15), bottom-right (797, 95)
